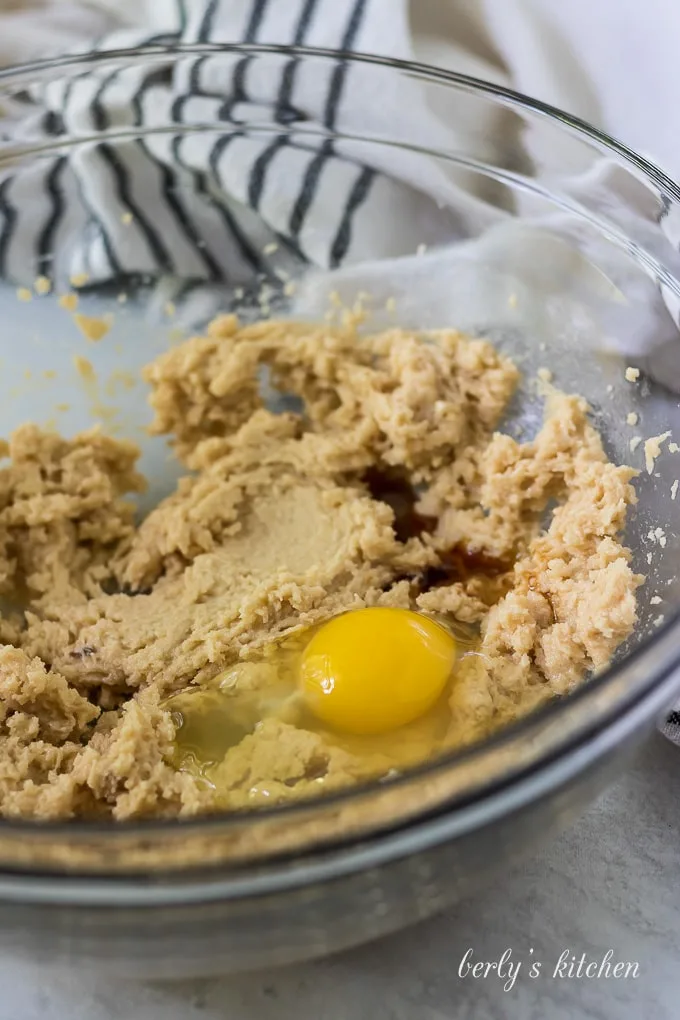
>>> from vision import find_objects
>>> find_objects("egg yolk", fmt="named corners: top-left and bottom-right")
top-left (299, 607), bottom-right (456, 736)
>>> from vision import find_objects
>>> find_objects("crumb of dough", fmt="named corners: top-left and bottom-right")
top-left (625, 366), bottom-right (640, 382)
top-left (644, 431), bottom-right (671, 474)
top-left (263, 242), bottom-right (278, 255)
top-left (669, 442), bottom-right (680, 454)
top-left (121, 212), bottom-right (133, 225)
top-left (73, 355), bottom-right (95, 382)
top-left (0, 318), bottom-right (640, 820)
top-left (16, 288), bottom-right (32, 303)
top-left (385, 297), bottom-right (397, 312)
top-left (651, 596), bottom-right (662, 605)
top-left (70, 273), bottom-right (90, 288)
top-left (537, 367), bottom-right (553, 384)
top-left (34, 276), bottom-right (52, 296)
top-left (647, 527), bottom-right (667, 549)
top-left (59, 293), bottom-right (79, 313)
top-left (626, 412), bottom-right (638, 426)
top-left (73, 314), bottom-right (111, 343)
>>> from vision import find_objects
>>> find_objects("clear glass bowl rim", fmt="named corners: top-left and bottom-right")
top-left (0, 43), bottom-right (677, 870)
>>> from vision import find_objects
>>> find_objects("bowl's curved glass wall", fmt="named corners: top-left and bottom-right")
top-left (0, 46), bottom-right (677, 874)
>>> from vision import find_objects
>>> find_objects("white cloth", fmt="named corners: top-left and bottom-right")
top-left (0, 0), bottom-right (678, 370)
top-left (0, 0), bottom-right (679, 739)
top-left (2, 0), bottom-right (678, 178)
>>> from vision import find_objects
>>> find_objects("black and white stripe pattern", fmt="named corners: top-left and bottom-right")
top-left (0, 0), bottom-right (478, 294)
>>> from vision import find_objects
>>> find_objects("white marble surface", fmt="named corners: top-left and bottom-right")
top-left (3, 732), bottom-right (679, 1020)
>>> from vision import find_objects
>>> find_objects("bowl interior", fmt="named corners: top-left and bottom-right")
top-left (0, 46), bottom-right (678, 871)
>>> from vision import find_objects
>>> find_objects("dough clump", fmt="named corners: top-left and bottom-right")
top-left (0, 315), bottom-right (641, 819)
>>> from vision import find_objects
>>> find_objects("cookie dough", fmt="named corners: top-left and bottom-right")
top-left (0, 315), bottom-right (641, 820)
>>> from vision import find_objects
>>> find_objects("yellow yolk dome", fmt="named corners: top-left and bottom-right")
top-left (299, 607), bottom-right (456, 736)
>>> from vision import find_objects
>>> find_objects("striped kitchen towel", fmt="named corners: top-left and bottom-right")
top-left (0, 0), bottom-right (676, 336)
top-left (0, 1), bottom-right (677, 367)
top-left (0, 0), bottom-right (508, 304)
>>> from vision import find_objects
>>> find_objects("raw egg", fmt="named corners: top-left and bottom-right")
top-left (299, 607), bottom-right (456, 736)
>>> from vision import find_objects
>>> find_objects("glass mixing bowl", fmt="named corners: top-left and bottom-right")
top-left (0, 45), bottom-right (678, 978)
